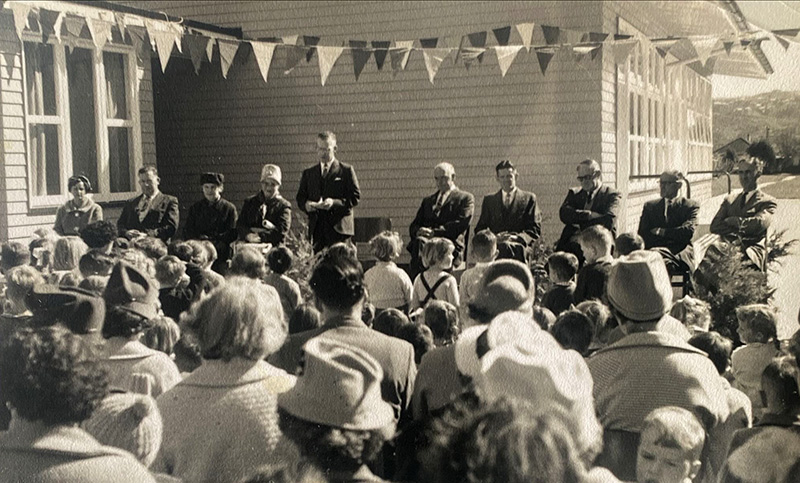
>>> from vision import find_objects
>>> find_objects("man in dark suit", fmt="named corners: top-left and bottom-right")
top-left (475, 160), bottom-right (541, 262)
top-left (555, 159), bottom-right (621, 263)
top-left (638, 170), bottom-right (699, 273)
top-left (296, 131), bottom-right (361, 253)
top-left (408, 162), bottom-right (475, 278)
top-left (117, 166), bottom-right (179, 243)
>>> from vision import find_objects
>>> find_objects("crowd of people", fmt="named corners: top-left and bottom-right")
top-left (0, 132), bottom-right (797, 482)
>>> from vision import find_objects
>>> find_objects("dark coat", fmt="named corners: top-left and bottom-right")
top-left (710, 189), bottom-right (777, 247)
top-left (475, 189), bottom-right (542, 244)
top-left (117, 192), bottom-right (179, 242)
top-left (183, 197), bottom-right (238, 264)
top-left (638, 196), bottom-right (699, 254)
top-left (555, 185), bottom-right (621, 256)
top-left (296, 160), bottom-right (361, 243)
top-left (408, 188), bottom-right (475, 261)
top-left (237, 192), bottom-right (292, 245)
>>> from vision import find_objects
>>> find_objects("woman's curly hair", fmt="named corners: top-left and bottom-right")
top-left (0, 326), bottom-right (108, 425)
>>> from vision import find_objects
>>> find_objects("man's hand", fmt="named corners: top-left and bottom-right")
top-left (245, 233), bottom-right (261, 243)
top-left (417, 227), bottom-right (434, 238)
top-left (304, 201), bottom-right (318, 212)
top-left (317, 198), bottom-right (335, 211)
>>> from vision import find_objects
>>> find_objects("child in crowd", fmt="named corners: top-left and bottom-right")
top-left (119, 249), bottom-right (156, 278)
top-left (731, 304), bottom-right (781, 420)
top-left (1, 241), bottom-right (31, 274)
top-left (410, 237), bottom-right (459, 314)
top-left (532, 305), bottom-right (557, 330)
top-left (372, 307), bottom-right (409, 337)
top-left (615, 232), bottom-right (644, 256)
top-left (575, 299), bottom-right (616, 353)
top-left (364, 231), bottom-right (413, 313)
top-left (78, 275), bottom-right (110, 296)
top-left (670, 296), bottom-right (712, 335)
top-left (155, 255), bottom-right (202, 321)
top-left (48, 236), bottom-right (88, 286)
top-left (1, 266), bottom-right (43, 335)
top-left (397, 323), bottom-right (435, 365)
top-left (423, 300), bottom-right (459, 347)
top-left (574, 226), bottom-right (614, 304)
top-left (79, 220), bottom-right (118, 253)
top-left (550, 310), bottom-right (593, 356)
top-left (263, 246), bottom-right (303, 323)
top-left (636, 406), bottom-right (706, 483)
top-left (168, 241), bottom-right (194, 264)
top-left (288, 303), bottom-right (322, 335)
top-left (133, 236), bottom-right (168, 261)
top-left (542, 251), bottom-right (579, 316)
top-left (228, 246), bottom-right (267, 280)
top-left (197, 240), bottom-right (226, 290)
top-left (79, 249), bottom-right (115, 277)
top-left (142, 315), bottom-right (181, 358)
top-left (458, 230), bottom-right (497, 311)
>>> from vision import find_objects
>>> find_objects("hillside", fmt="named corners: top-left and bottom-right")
top-left (713, 90), bottom-right (800, 150)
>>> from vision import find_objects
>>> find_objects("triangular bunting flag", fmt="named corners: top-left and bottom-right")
top-left (516, 23), bottom-right (535, 52)
top-left (205, 37), bottom-right (215, 62)
top-left (495, 45), bottom-right (523, 77)
top-left (114, 13), bottom-right (127, 40)
top-left (591, 44), bottom-right (602, 61)
top-left (127, 26), bottom-right (147, 62)
top-left (468, 31), bottom-right (487, 63)
top-left (542, 25), bottom-right (561, 45)
top-left (2, 51), bottom-right (19, 79)
top-left (492, 26), bottom-right (512, 46)
top-left (723, 40), bottom-right (735, 55)
top-left (372, 41), bottom-right (390, 70)
top-left (611, 39), bottom-right (637, 64)
top-left (152, 30), bottom-right (177, 73)
top-left (422, 47), bottom-right (450, 84)
top-left (185, 34), bottom-right (210, 74)
top-left (303, 35), bottom-right (320, 62)
top-left (87, 18), bottom-right (112, 51)
top-left (144, 20), bottom-right (161, 51)
top-left (457, 32), bottom-right (487, 65)
top-left (653, 38), bottom-right (679, 58)
top-left (317, 45), bottom-right (344, 85)
top-left (390, 40), bottom-right (413, 76)
top-left (63, 15), bottom-right (85, 38)
top-left (250, 41), bottom-right (277, 82)
top-left (284, 45), bottom-right (307, 74)
top-left (420, 37), bottom-right (439, 49)
top-left (773, 28), bottom-right (800, 39)
top-left (169, 23), bottom-right (184, 53)
top-left (282, 35), bottom-right (299, 45)
top-left (588, 32), bottom-right (609, 43)
top-left (573, 43), bottom-right (601, 55)
top-left (535, 48), bottom-right (555, 75)
top-left (614, 34), bottom-right (633, 41)
top-left (39, 9), bottom-right (62, 43)
top-left (776, 34), bottom-right (791, 51)
top-left (10, 2), bottom-right (31, 40)
top-left (217, 39), bottom-right (239, 79)
top-left (690, 37), bottom-right (719, 65)
top-left (349, 40), bottom-right (370, 81)
top-left (461, 47), bottom-right (486, 70)
top-left (563, 29), bottom-right (584, 45)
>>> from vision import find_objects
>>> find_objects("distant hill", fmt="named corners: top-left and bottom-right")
top-left (713, 90), bottom-right (800, 150)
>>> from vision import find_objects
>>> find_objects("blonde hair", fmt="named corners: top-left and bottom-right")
top-left (670, 296), bottom-right (712, 334)
top-left (154, 255), bottom-right (185, 286)
top-left (369, 231), bottom-right (403, 262)
top-left (736, 303), bottom-right (779, 347)
top-left (421, 237), bottom-right (455, 269)
top-left (53, 236), bottom-right (88, 271)
top-left (641, 406), bottom-right (706, 461)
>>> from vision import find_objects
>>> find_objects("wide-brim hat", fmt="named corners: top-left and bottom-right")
top-left (103, 261), bottom-right (159, 320)
top-left (26, 284), bottom-right (106, 335)
top-left (260, 164), bottom-right (282, 185)
top-left (200, 172), bottom-right (224, 186)
top-left (606, 250), bottom-right (672, 321)
top-left (278, 337), bottom-right (394, 431)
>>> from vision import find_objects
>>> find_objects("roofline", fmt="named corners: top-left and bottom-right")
top-left (718, 0), bottom-right (774, 75)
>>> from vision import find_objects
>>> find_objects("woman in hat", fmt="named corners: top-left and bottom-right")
top-left (237, 164), bottom-right (292, 246)
top-left (183, 172), bottom-right (238, 273)
top-left (54, 175), bottom-right (104, 236)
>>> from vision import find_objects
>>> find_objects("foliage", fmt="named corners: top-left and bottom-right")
top-left (283, 214), bottom-right (319, 302)
top-left (772, 129), bottom-right (800, 171)
top-left (526, 234), bottom-right (554, 305)
top-left (765, 228), bottom-right (799, 273)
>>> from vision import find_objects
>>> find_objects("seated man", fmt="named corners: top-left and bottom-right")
top-left (474, 160), bottom-right (542, 262)
top-left (638, 170), bottom-right (699, 273)
top-left (117, 166), bottom-right (179, 243)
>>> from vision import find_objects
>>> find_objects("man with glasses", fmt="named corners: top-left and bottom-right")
top-left (638, 170), bottom-right (699, 273)
top-left (555, 159), bottom-right (621, 263)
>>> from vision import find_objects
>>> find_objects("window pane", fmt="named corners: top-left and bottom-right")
top-left (67, 48), bottom-right (98, 187)
top-left (24, 43), bottom-right (56, 116)
top-left (104, 52), bottom-right (128, 119)
top-left (29, 124), bottom-right (60, 196)
top-left (109, 127), bottom-right (131, 193)
top-left (629, 92), bottom-right (635, 135)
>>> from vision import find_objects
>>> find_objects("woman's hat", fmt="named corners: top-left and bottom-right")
top-left (26, 285), bottom-right (106, 334)
top-left (606, 250), bottom-right (672, 322)
top-left (260, 164), bottom-right (282, 185)
top-left (200, 172), bottom-right (224, 186)
top-left (103, 262), bottom-right (159, 320)
top-left (468, 260), bottom-right (535, 322)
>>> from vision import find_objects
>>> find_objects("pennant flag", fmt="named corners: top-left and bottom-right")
top-left (151, 29), bottom-right (178, 73)
top-left (303, 35), bottom-right (320, 62)
top-left (114, 12), bottom-right (127, 40)
top-left (144, 20), bottom-right (161, 51)
top-left (564, 29), bottom-right (584, 45)
top-left (722, 40), bottom-right (735, 55)
top-left (420, 37), bottom-right (439, 49)
top-left (573, 43), bottom-right (601, 55)
top-left (390, 40), bottom-right (413, 76)
top-left (775, 34), bottom-right (791, 51)
top-left (2, 51), bottom-right (18, 79)
top-left (372, 41), bottom-right (390, 70)
top-left (614, 34), bottom-right (633, 41)
top-left (591, 44), bottom-right (602, 61)
top-left (492, 26), bottom-right (512, 46)
top-left (317, 45), bottom-right (344, 85)
top-left (63, 15), bottom-right (85, 38)
top-left (690, 37), bottom-right (719, 65)
top-left (457, 31), bottom-right (487, 65)
top-left (422, 47), bottom-right (450, 84)
top-left (284, 45), bottom-right (307, 74)
top-left (250, 40), bottom-right (278, 82)
top-left (535, 48), bottom-right (556, 75)
top-left (38, 9), bottom-right (61, 43)
top-left (516, 22), bottom-right (535, 52)
top-left (542, 25), bottom-right (561, 45)
top-left (588, 32), bottom-right (609, 43)
top-left (461, 47), bottom-right (486, 70)
top-left (653, 38), bottom-right (679, 58)
top-left (468, 31), bottom-right (488, 62)
top-left (282, 35), bottom-right (299, 45)
top-left (349, 40), bottom-right (370, 81)
top-left (495, 45), bottom-right (523, 77)
top-left (611, 39), bottom-right (637, 64)
top-left (205, 37), bottom-right (216, 62)
top-left (127, 26), bottom-right (147, 62)
top-left (773, 28), bottom-right (800, 39)
top-left (10, 2), bottom-right (31, 40)
top-left (185, 34), bottom-right (210, 74)
top-left (87, 18), bottom-right (112, 51)
top-left (218, 39), bottom-right (239, 79)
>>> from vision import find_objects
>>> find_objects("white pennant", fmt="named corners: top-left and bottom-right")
top-left (218, 39), bottom-right (240, 79)
top-left (87, 18), bottom-right (112, 51)
top-left (422, 48), bottom-right (450, 84)
top-left (51, 11), bottom-right (65, 42)
top-left (317, 45), bottom-right (345, 86)
top-left (495, 45), bottom-right (523, 77)
top-left (169, 23), bottom-right (184, 53)
top-left (151, 29), bottom-right (177, 73)
top-left (515, 23), bottom-right (535, 52)
top-left (250, 41), bottom-right (278, 83)
top-left (282, 35), bottom-right (299, 46)
top-left (691, 37), bottom-right (719, 65)
top-left (10, 2), bottom-right (32, 40)
top-left (206, 37), bottom-right (215, 62)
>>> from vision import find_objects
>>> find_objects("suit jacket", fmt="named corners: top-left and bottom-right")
top-left (237, 192), bottom-right (292, 245)
top-left (710, 189), bottom-right (777, 247)
top-left (296, 159), bottom-right (360, 239)
top-left (638, 196), bottom-right (699, 254)
top-left (408, 188), bottom-right (475, 259)
top-left (117, 192), bottom-right (179, 242)
top-left (474, 189), bottom-right (541, 244)
top-left (556, 185), bottom-right (621, 253)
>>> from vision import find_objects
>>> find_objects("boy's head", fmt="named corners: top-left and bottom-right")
top-left (79, 220), bottom-right (117, 249)
top-left (735, 304), bottom-right (778, 345)
top-left (368, 231), bottom-right (403, 262)
top-left (200, 240), bottom-right (218, 267)
top-left (761, 356), bottom-right (800, 415)
top-left (578, 226), bottom-right (613, 263)
top-left (1, 241), bottom-right (31, 273)
top-left (168, 241), bottom-right (195, 263)
top-left (52, 236), bottom-right (89, 272)
top-left (546, 251), bottom-right (579, 284)
top-left (79, 249), bottom-right (115, 278)
top-left (421, 237), bottom-right (455, 269)
top-left (229, 247), bottom-right (267, 280)
top-left (424, 300), bottom-right (459, 345)
top-left (532, 305), bottom-right (557, 330)
top-left (184, 240), bottom-right (209, 268)
top-left (267, 246), bottom-right (294, 275)
top-left (575, 299), bottom-right (616, 344)
top-left (397, 323), bottom-right (434, 364)
top-left (471, 229), bottom-right (498, 263)
top-left (154, 255), bottom-right (186, 288)
top-left (615, 232), bottom-right (645, 257)
top-left (550, 310), bottom-right (593, 356)
top-left (3, 265), bottom-right (44, 314)
top-left (372, 308), bottom-right (409, 337)
top-left (670, 296), bottom-right (711, 335)
top-left (688, 331), bottom-right (733, 375)
top-left (637, 406), bottom-right (706, 483)
top-left (132, 236), bottom-right (168, 261)
top-left (288, 303), bottom-right (322, 335)
top-left (78, 275), bottom-right (110, 297)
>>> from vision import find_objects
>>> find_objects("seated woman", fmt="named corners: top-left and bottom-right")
top-left (0, 325), bottom-right (155, 482)
top-left (237, 164), bottom-right (291, 246)
top-left (54, 175), bottom-right (103, 236)
top-left (153, 277), bottom-right (298, 483)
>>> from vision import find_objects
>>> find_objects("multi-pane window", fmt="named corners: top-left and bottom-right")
top-left (23, 33), bottom-right (141, 206)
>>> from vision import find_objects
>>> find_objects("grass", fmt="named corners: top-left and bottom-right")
top-left (762, 174), bottom-right (800, 199)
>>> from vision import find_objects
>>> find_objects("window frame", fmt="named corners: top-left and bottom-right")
top-left (21, 32), bottom-right (143, 208)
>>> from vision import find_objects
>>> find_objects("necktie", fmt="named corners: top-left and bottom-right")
top-left (504, 191), bottom-right (512, 208)
top-left (433, 193), bottom-right (444, 216)
top-left (583, 191), bottom-right (593, 210)
top-left (321, 164), bottom-right (328, 178)
top-left (664, 198), bottom-right (670, 224)
top-left (138, 195), bottom-right (151, 222)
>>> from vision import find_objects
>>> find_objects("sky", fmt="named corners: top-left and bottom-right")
top-left (713, 1), bottom-right (800, 98)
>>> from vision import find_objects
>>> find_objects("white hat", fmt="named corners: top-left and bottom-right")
top-left (260, 164), bottom-right (282, 185)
